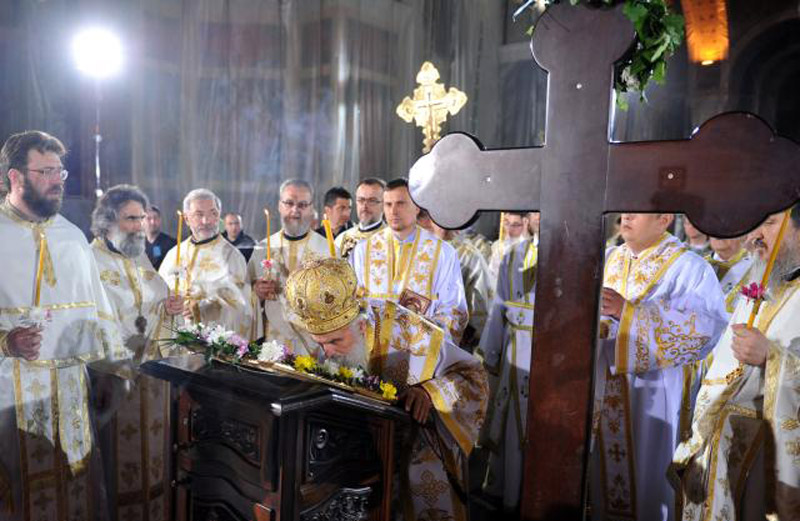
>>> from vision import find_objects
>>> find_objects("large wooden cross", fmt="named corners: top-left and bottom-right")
top-left (408, 4), bottom-right (800, 519)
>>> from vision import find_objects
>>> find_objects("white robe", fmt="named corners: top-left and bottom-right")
top-left (90, 239), bottom-right (175, 521)
top-left (591, 233), bottom-right (729, 521)
top-left (247, 230), bottom-right (329, 353)
top-left (0, 202), bottom-right (124, 520)
top-left (487, 236), bottom-right (526, 293)
top-left (447, 234), bottom-right (493, 349)
top-left (478, 238), bottom-right (536, 510)
top-left (671, 274), bottom-right (800, 521)
top-left (159, 234), bottom-right (251, 338)
top-left (707, 249), bottom-right (754, 315)
top-left (334, 221), bottom-right (386, 260)
top-left (362, 300), bottom-right (488, 521)
top-left (351, 225), bottom-right (468, 343)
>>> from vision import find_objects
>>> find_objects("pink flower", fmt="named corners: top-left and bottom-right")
top-left (261, 259), bottom-right (273, 271)
top-left (740, 282), bottom-right (766, 302)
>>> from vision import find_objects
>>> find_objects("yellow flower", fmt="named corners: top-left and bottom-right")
top-left (294, 355), bottom-right (316, 373)
top-left (338, 366), bottom-right (354, 379)
top-left (380, 381), bottom-right (397, 401)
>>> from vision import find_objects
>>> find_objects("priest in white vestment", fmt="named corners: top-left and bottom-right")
top-left (487, 212), bottom-right (530, 291)
top-left (0, 131), bottom-right (125, 520)
top-left (159, 189), bottom-right (251, 338)
top-left (478, 238), bottom-right (537, 511)
top-left (335, 177), bottom-right (387, 259)
top-left (591, 213), bottom-right (729, 521)
top-left (671, 206), bottom-right (800, 521)
top-left (707, 236), bottom-right (754, 315)
top-left (247, 179), bottom-right (328, 353)
top-left (421, 216), bottom-right (492, 351)
top-left (351, 178), bottom-right (468, 343)
top-left (285, 258), bottom-right (488, 521)
top-left (89, 185), bottom-right (186, 521)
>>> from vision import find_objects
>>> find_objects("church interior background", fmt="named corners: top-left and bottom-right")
top-left (0, 0), bottom-right (798, 238)
top-left (1, 0), bottom-right (799, 519)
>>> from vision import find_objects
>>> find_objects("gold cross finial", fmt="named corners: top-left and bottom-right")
top-left (396, 61), bottom-right (468, 153)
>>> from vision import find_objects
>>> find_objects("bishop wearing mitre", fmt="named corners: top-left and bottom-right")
top-left (159, 188), bottom-right (251, 337)
top-left (285, 258), bottom-right (488, 521)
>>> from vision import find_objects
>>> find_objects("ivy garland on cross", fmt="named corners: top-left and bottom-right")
top-left (515, 0), bottom-right (685, 109)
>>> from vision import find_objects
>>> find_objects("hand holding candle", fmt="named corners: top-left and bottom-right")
top-left (264, 208), bottom-right (272, 262)
top-left (174, 210), bottom-right (183, 296)
top-left (322, 213), bottom-right (336, 257)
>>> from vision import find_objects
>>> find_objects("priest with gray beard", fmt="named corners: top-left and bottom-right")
top-left (88, 185), bottom-right (185, 521)
top-left (285, 258), bottom-right (488, 521)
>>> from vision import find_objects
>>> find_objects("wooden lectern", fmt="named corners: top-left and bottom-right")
top-left (142, 355), bottom-right (408, 521)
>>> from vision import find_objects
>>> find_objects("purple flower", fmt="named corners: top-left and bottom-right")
top-left (236, 344), bottom-right (249, 358)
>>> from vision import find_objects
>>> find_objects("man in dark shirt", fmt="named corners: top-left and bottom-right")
top-left (314, 186), bottom-right (353, 238)
top-left (145, 205), bottom-right (177, 270)
top-left (222, 212), bottom-right (256, 262)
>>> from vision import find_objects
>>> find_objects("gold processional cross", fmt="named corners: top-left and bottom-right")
top-left (396, 61), bottom-right (468, 153)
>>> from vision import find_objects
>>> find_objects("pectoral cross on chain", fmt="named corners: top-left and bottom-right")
top-left (408, 4), bottom-right (800, 518)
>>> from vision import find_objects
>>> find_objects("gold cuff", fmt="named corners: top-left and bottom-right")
top-left (0, 331), bottom-right (10, 357)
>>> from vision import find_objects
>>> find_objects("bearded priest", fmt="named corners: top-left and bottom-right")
top-left (159, 188), bottom-right (251, 338)
top-left (89, 185), bottom-right (185, 521)
top-left (0, 131), bottom-right (125, 519)
top-left (592, 213), bottom-right (729, 521)
top-left (247, 179), bottom-right (329, 353)
top-left (285, 258), bottom-right (488, 521)
top-left (671, 205), bottom-right (800, 521)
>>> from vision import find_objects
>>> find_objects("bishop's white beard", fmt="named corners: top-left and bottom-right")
top-left (328, 321), bottom-right (369, 369)
top-left (110, 227), bottom-right (146, 258)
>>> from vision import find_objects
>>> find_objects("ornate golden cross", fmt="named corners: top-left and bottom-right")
top-left (396, 61), bottom-right (467, 153)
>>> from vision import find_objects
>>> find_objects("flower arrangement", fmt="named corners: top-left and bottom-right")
top-left (170, 323), bottom-right (398, 401)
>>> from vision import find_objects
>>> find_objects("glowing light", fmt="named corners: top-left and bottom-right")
top-left (72, 28), bottom-right (123, 79)
top-left (681, 0), bottom-right (729, 65)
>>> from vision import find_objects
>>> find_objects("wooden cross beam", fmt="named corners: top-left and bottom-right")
top-left (408, 4), bottom-right (800, 519)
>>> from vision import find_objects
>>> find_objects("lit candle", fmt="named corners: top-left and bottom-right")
top-left (174, 210), bottom-right (183, 296)
top-left (264, 208), bottom-right (271, 262)
top-left (34, 232), bottom-right (46, 306)
top-left (322, 213), bottom-right (336, 257)
top-left (747, 208), bottom-right (792, 328)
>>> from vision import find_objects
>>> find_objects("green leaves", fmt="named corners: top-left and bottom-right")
top-left (519, 0), bottom-right (685, 110)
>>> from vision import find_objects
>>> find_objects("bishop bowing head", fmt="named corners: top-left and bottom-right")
top-left (285, 257), bottom-right (368, 367)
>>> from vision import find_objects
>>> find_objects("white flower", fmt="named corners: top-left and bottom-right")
top-left (351, 367), bottom-right (366, 380)
top-left (206, 324), bottom-right (233, 345)
top-left (621, 67), bottom-right (640, 91)
top-left (257, 340), bottom-right (286, 363)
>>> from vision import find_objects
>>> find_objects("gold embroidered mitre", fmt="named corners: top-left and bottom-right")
top-left (285, 257), bottom-right (361, 334)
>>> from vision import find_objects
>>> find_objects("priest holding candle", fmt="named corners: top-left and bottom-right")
top-left (0, 131), bottom-right (125, 519)
top-left (671, 205), bottom-right (800, 521)
top-left (247, 179), bottom-right (328, 353)
top-left (158, 188), bottom-right (252, 338)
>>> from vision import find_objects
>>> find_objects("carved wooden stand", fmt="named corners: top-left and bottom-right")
top-left (142, 356), bottom-right (408, 521)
